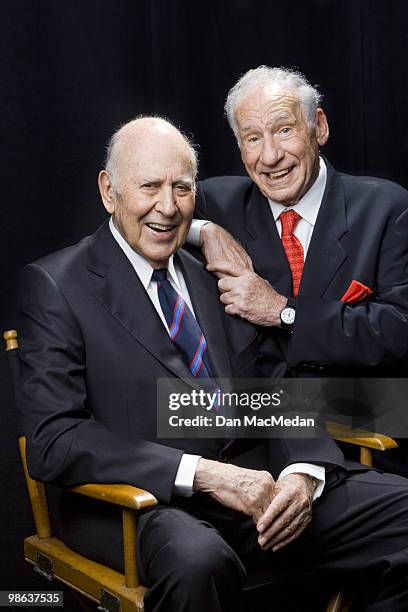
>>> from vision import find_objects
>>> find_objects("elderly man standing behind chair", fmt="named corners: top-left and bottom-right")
top-left (17, 116), bottom-right (408, 611)
top-left (192, 66), bottom-right (408, 475)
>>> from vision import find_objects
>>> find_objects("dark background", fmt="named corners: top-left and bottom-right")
top-left (1, 0), bottom-right (408, 600)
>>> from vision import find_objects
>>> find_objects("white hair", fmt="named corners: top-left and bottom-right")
top-left (225, 66), bottom-right (323, 140)
top-left (104, 115), bottom-right (198, 194)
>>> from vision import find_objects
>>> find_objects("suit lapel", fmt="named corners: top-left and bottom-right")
top-left (244, 185), bottom-right (293, 296)
top-left (87, 221), bottom-right (193, 381)
top-left (299, 162), bottom-right (348, 297)
top-left (177, 250), bottom-right (233, 381)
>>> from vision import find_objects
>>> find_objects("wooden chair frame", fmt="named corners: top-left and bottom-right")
top-left (4, 330), bottom-right (397, 612)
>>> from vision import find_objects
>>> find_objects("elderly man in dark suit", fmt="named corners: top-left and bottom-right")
top-left (191, 66), bottom-right (408, 474)
top-left (17, 116), bottom-right (408, 612)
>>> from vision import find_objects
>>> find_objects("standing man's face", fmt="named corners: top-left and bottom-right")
top-left (235, 87), bottom-right (329, 205)
top-left (99, 126), bottom-right (196, 269)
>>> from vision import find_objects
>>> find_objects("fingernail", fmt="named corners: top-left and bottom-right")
top-left (258, 537), bottom-right (265, 547)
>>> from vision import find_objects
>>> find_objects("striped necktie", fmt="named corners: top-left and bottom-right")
top-left (152, 268), bottom-right (213, 378)
top-left (153, 268), bottom-right (234, 455)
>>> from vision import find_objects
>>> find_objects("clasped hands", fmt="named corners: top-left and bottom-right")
top-left (193, 459), bottom-right (315, 552)
top-left (200, 223), bottom-right (286, 326)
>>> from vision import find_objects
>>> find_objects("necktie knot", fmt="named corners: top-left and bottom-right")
top-left (152, 268), bottom-right (167, 283)
top-left (279, 210), bottom-right (301, 237)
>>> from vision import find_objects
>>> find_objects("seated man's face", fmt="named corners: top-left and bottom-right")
top-left (101, 125), bottom-right (195, 268)
top-left (235, 86), bottom-right (328, 205)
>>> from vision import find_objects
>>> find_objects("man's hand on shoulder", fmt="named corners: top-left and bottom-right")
top-left (207, 261), bottom-right (287, 326)
top-left (193, 458), bottom-right (274, 523)
top-left (256, 473), bottom-right (315, 552)
top-left (199, 222), bottom-right (254, 277)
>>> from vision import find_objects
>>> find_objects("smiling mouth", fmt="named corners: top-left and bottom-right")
top-left (266, 167), bottom-right (294, 180)
top-left (147, 223), bottom-right (177, 233)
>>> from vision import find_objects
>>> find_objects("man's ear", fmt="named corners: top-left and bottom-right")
top-left (98, 170), bottom-right (116, 214)
top-left (315, 108), bottom-right (329, 147)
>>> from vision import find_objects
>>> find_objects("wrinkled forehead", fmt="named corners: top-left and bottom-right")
top-left (236, 86), bottom-right (305, 126)
top-left (117, 131), bottom-right (195, 180)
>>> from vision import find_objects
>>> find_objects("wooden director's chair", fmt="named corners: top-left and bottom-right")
top-left (4, 329), bottom-right (397, 612)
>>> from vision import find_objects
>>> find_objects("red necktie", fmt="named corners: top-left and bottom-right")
top-left (279, 210), bottom-right (304, 296)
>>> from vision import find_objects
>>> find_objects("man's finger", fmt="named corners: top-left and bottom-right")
top-left (258, 507), bottom-right (297, 541)
top-left (218, 277), bottom-right (236, 292)
top-left (224, 303), bottom-right (240, 316)
top-left (271, 530), bottom-right (304, 552)
top-left (219, 291), bottom-right (235, 305)
top-left (257, 490), bottom-right (291, 534)
top-left (260, 508), bottom-right (310, 547)
top-left (207, 261), bottom-right (247, 277)
top-left (259, 524), bottom-right (299, 551)
top-left (270, 511), bottom-right (311, 550)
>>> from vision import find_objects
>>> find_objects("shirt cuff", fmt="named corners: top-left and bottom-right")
top-left (278, 463), bottom-right (325, 501)
top-left (187, 219), bottom-right (212, 247)
top-left (173, 454), bottom-right (202, 497)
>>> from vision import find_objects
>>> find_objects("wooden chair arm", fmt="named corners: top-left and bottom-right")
top-left (69, 483), bottom-right (157, 510)
top-left (326, 420), bottom-right (398, 451)
top-left (19, 434), bottom-right (157, 589)
top-left (69, 484), bottom-right (157, 589)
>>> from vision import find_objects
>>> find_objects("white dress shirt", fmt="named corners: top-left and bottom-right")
top-left (110, 217), bottom-right (324, 499)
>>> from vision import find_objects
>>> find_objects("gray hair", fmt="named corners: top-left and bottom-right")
top-left (104, 115), bottom-right (198, 194)
top-left (225, 66), bottom-right (323, 140)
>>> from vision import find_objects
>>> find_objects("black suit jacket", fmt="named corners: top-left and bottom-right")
top-left (17, 220), bottom-right (344, 504)
top-left (196, 160), bottom-right (408, 379)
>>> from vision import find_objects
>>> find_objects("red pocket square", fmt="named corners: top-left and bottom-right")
top-left (341, 280), bottom-right (373, 304)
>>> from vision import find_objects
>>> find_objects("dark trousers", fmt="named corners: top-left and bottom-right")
top-left (57, 469), bottom-right (408, 612)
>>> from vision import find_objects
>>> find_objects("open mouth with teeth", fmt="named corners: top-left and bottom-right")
top-left (146, 222), bottom-right (177, 234)
top-left (266, 166), bottom-right (294, 180)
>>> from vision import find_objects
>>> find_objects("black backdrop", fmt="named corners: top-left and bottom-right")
top-left (1, 0), bottom-right (408, 597)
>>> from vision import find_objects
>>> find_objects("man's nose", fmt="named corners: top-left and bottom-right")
top-left (260, 135), bottom-right (284, 166)
top-left (155, 187), bottom-right (177, 216)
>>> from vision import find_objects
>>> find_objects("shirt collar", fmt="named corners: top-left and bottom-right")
top-left (108, 217), bottom-right (182, 290)
top-left (268, 157), bottom-right (327, 226)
